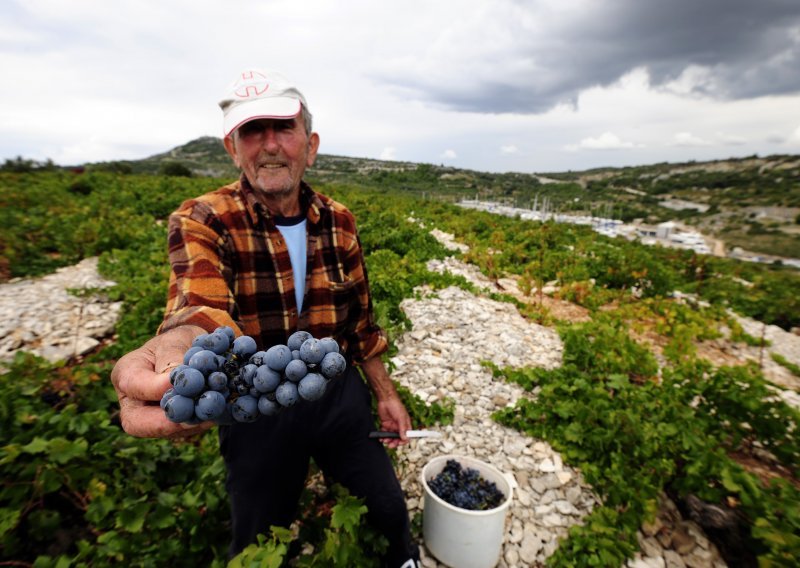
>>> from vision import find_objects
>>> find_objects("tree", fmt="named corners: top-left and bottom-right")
top-left (159, 161), bottom-right (193, 177)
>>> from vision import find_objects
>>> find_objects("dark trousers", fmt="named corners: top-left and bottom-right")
top-left (219, 365), bottom-right (418, 567)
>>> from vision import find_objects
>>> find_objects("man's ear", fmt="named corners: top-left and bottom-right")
top-left (306, 132), bottom-right (320, 168)
top-left (223, 136), bottom-right (240, 168)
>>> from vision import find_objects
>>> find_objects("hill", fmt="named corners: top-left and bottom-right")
top-left (84, 139), bottom-right (800, 258)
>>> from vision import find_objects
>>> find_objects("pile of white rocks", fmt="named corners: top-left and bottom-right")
top-left (0, 257), bottom-right (122, 363)
top-left (390, 281), bottom-right (727, 568)
top-left (725, 314), bottom-right (800, 408)
top-left (390, 284), bottom-right (593, 566)
top-left (400, 229), bottom-right (729, 567)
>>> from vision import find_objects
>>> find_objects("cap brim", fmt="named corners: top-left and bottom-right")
top-left (222, 97), bottom-right (302, 137)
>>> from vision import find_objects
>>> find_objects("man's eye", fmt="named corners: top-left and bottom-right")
top-left (240, 123), bottom-right (264, 136)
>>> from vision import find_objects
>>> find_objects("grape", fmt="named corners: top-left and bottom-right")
top-left (284, 359), bottom-right (308, 382)
top-left (275, 381), bottom-right (299, 407)
top-left (287, 330), bottom-right (313, 351)
top-left (207, 371), bottom-right (228, 392)
top-left (164, 331), bottom-right (346, 425)
top-left (187, 349), bottom-right (219, 376)
top-left (249, 350), bottom-right (268, 366)
top-left (298, 373), bottom-right (327, 401)
top-left (231, 395), bottom-right (259, 423)
top-left (427, 459), bottom-right (505, 511)
top-left (265, 344), bottom-right (292, 371)
top-left (173, 367), bottom-right (205, 397)
top-left (239, 363), bottom-right (258, 386)
top-left (195, 390), bottom-right (226, 420)
top-left (160, 387), bottom-right (176, 410)
top-left (299, 338), bottom-right (325, 365)
top-left (169, 364), bottom-right (189, 385)
top-left (254, 365), bottom-right (281, 393)
top-left (258, 396), bottom-right (281, 417)
top-left (320, 352), bottom-right (347, 379)
top-left (232, 335), bottom-right (258, 359)
top-left (318, 337), bottom-right (339, 354)
top-left (165, 394), bottom-right (195, 423)
top-left (215, 325), bottom-right (236, 343)
top-left (201, 331), bottom-right (230, 355)
top-left (182, 346), bottom-right (203, 365)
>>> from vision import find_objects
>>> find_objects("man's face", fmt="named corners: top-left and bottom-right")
top-left (224, 114), bottom-right (319, 198)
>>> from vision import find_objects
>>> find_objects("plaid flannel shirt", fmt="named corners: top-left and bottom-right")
top-left (158, 176), bottom-right (388, 364)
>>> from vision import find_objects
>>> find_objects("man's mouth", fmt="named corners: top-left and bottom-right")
top-left (259, 163), bottom-right (285, 169)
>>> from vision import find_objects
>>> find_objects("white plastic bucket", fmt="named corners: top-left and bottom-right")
top-left (421, 454), bottom-right (516, 568)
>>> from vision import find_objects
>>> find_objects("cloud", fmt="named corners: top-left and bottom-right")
top-left (789, 125), bottom-right (800, 145)
top-left (500, 144), bottom-right (519, 154)
top-left (440, 149), bottom-right (457, 159)
top-left (565, 132), bottom-right (640, 151)
top-left (671, 132), bottom-right (712, 147)
top-left (380, 147), bottom-right (397, 160)
top-left (716, 132), bottom-right (747, 146)
top-left (369, 0), bottom-right (800, 114)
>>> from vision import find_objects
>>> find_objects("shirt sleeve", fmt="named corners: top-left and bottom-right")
top-left (158, 202), bottom-right (243, 336)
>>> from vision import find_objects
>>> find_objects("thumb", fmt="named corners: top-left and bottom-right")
top-left (153, 326), bottom-right (206, 375)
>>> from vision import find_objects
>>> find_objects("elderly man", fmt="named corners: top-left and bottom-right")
top-left (111, 69), bottom-right (420, 567)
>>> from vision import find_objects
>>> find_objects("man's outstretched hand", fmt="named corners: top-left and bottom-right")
top-left (110, 325), bottom-right (211, 438)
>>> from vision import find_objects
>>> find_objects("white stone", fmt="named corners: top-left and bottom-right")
top-left (556, 470), bottom-right (573, 485)
top-left (541, 513), bottom-right (565, 527)
top-left (664, 550), bottom-right (686, 568)
top-left (504, 546), bottom-right (520, 566)
top-left (554, 500), bottom-right (579, 516)
top-left (518, 535), bottom-right (542, 565)
top-left (539, 458), bottom-right (557, 472)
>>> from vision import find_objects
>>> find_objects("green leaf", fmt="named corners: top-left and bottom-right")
top-left (330, 498), bottom-right (367, 532)
top-left (22, 437), bottom-right (50, 454)
top-left (38, 466), bottom-right (63, 493)
top-left (606, 373), bottom-right (630, 391)
top-left (86, 495), bottom-right (115, 525)
top-left (720, 467), bottom-right (743, 493)
top-left (0, 507), bottom-right (21, 537)
top-left (564, 422), bottom-right (585, 443)
top-left (0, 443), bottom-right (21, 465)
top-left (116, 501), bottom-right (150, 533)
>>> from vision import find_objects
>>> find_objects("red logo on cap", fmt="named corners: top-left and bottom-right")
top-left (234, 71), bottom-right (269, 99)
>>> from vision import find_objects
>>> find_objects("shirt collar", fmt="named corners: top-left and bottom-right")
top-left (238, 174), bottom-right (323, 227)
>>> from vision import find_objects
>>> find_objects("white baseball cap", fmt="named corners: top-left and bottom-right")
top-left (218, 69), bottom-right (309, 137)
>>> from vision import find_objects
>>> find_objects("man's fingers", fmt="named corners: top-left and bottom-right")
top-left (114, 350), bottom-right (172, 402)
top-left (119, 401), bottom-right (211, 438)
top-left (112, 326), bottom-right (205, 403)
top-left (152, 327), bottom-right (204, 375)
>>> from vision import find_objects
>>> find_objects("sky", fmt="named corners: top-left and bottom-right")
top-left (2, 0), bottom-right (800, 174)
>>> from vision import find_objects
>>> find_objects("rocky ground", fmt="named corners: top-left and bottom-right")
top-left (0, 257), bottom-right (122, 363)
top-left (2, 231), bottom-right (799, 567)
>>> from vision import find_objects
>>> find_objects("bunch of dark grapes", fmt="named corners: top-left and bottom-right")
top-left (428, 459), bottom-right (505, 511)
top-left (160, 327), bottom-right (347, 425)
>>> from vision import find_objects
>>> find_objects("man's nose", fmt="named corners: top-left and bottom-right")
top-left (262, 127), bottom-right (280, 152)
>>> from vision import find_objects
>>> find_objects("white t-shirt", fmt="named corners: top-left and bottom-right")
top-left (275, 216), bottom-right (307, 314)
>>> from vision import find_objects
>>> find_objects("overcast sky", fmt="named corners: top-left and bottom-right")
top-left (2, 0), bottom-right (800, 173)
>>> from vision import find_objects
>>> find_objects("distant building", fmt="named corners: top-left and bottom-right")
top-left (656, 221), bottom-right (676, 240)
